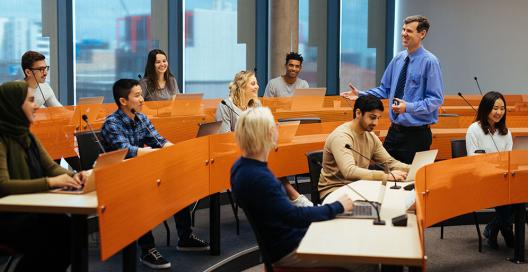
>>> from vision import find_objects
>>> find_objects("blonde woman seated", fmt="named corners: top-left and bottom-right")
top-left (216, 71), bottom-right (312, 207)
top-left (230, 107), bottom-right (356, 269)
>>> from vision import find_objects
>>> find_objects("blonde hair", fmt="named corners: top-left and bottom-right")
top-left (235, 107), bottom-right (276, 155)
top-left (228, 70), bottom-right (257, 110)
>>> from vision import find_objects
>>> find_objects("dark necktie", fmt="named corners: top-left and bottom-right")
top-left (394, 56), bottom-right (410, 100)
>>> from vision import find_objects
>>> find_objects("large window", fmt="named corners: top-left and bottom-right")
top-left (184, 0), bottom-right (249, 98)
top-left (298, 0), bottom-right (325, 88)
top-left (340, 1), bottom-right (378, 92)
top-left (0, 1), bottom-right (49, 83)
top-left (74, 0), bottom-right (152, 103)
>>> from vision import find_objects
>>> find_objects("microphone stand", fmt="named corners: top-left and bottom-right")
top-left (473, 76), bottom-right (484, 96)
top-left (311, 158), bottom-right (385, 225)
top-left (344, 144), bottom-right (400, 189)
top-left (81, 114), bottom-right (106, 153)
top-left (130, 109), bottom-right (163, 147)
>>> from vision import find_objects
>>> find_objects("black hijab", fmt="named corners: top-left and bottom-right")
top-left (0, 81), bottom-right (44, 179)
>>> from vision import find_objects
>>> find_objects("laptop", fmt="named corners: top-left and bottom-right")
top-left (333, 181), bottom-right (386, 220)
top-left (71, 96), bottom-right (105, 129)
top-left (290, 88), bottom-right (326, 110)
top-left (196, 121), bottom-right (222, 137)
top-left (51, 148), bottom-right (128, 194)
top-left (405, 149), bottom-right (438, 182)
top-left (513, 136), bottom-right (528, 150)
top-left (277, 121), bottom-right (300, 144)
top-left (169, 93), bottom-right (203, 116)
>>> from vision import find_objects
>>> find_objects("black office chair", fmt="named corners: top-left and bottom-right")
top-left (306, 150), bottom-right (323, 205)
top-left (278, 118), bottom-right (322, 191)
top-left (439, 138), bottom-right (483, 252)
top-left (75, 131), bottom-right (174, 246)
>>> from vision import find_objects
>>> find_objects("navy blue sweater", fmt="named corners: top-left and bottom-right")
top-left (230, 157), bottom-right (344, 263)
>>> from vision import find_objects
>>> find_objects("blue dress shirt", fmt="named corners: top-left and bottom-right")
top-left (362, 46), bottom-right (444, 126)
top-left (101, 109), bottom-right (167, 158)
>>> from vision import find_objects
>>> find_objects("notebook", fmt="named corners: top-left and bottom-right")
top-left (324, 180), bottom-right (386, 220)
top-left (51, 148), bottom-right (127, 194)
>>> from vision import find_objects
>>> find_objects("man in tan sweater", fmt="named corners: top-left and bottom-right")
top-left (319, 95), bottom-right (410, 200)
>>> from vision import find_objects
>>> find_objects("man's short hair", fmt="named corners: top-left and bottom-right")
top-left (285, 52), bottom-right (303, 65)
top-left (235, 107), bottom-right (276, 155)
top-left (112, 79), bottom-right (139, 107)
top-left (404, 15), bottom-right (430, 34)
top-left (353, 95), bottom-right (384, 118)
top-left (21, 51), bottom-right (45, 73)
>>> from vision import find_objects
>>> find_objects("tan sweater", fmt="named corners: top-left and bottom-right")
top-left (318, 122), bottom-right (410, 199)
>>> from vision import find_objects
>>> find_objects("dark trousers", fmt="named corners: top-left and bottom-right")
top-left (0, 213), bottom-right (71, 272)
top-left (485, 204), bottom-right (514, 234)
top-left (54, 156), bottom-right (82, 172)
top-left (138, 206), bottom-right (192, 252)
top-left (383, 124), bottom-right (432, 164)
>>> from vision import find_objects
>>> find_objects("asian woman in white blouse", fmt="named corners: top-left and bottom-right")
top-left (465, 91), bottom-right (513, 250)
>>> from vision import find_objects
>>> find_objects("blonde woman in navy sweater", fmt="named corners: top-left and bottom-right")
top-left (230, 107), bottom-right (361, 269)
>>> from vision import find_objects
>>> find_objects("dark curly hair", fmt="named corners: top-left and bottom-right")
top-left (285, 51), bottom-right (303, 65)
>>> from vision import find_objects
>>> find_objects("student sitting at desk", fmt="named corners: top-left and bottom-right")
top-left (0, 81), bottom-right (86, 271)
top-left (230, 107), bottom-right (357, 269)
top-left (465, 91), bottom-right (514, 250)
top-left (100, 79), bottom-right (209, 270)
top-left (139, 49), bottom-right (180, 101)
top-left (319, 95), bottom-right (410, 200)
top-left (216, 71), bottom-right (312, 207)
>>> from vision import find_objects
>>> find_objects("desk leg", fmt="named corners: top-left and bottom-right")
top-left (71, 214), bottom-right (88, 272)
top-left (122, 242), bottom-right (137, 272)
top-left (210, 192), bottom-right (221, 255)
top-left (508, 203), bottom-right (525, 264)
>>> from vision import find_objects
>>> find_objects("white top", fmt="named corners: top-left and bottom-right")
top-left (465, 121), bottom-right (512, 155)
top-left (263, 76), bottom-right (309, 97)
top-left (32, 82), bottom-right (62, 108)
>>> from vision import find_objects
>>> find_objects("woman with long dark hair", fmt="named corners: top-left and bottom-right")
top-left (466, 91), bottom-right (513, 249)
top-left (139, 49), bottom-right (180, 101)
top-left (0, 81), bottom-right (85, 271)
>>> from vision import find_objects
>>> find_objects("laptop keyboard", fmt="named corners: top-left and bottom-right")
top-left (353, 202), bottom-right (373, 216)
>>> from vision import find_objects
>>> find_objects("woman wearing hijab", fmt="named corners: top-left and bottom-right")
top-left (0, 81), bottom-right (85, 271)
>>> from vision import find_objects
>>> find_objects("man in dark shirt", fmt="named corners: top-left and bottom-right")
top-left (230, 106), bottom-right (353, 266)
top-left (101, 79), bottom-right (209, 270)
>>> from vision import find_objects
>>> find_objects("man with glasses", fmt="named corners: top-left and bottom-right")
top-left (21, 50), bottom-right (62, 107)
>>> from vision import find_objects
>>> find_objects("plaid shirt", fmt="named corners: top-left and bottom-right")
top-left (101, 109), bottom-right (167, 159)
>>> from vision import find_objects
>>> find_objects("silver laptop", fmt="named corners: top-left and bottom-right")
top-left (405, 149), bottom-right (438, 182)
top-left (513, 136), bottom-right (528, 150)
top-left (290, 88), bottom-right (326, 110)
top-left (196, 121), bottom-right (222, 137)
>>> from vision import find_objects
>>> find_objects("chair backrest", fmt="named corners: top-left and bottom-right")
top-left (278, 117), bottom-right (321, 124)
top-left (75, 130), bottom-right (103, 170)
top-left (306, 150), bottom-right (323, 205)
top-left (236, 200), bottom-right (274, 272)
top-left (451, 138), bottom-right (467, 158)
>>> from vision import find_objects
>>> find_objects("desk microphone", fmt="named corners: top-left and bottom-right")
top-left (30, 70), bottom-right (48, 107)
top-left (130, 108), bottom-right (164, 148)
top-left (221, 100), bottom-right (240, 116)
top-left (473, 76), bottom-right (483, 96)
top-left (310, 158), bottom-right (385, 225)
top-left (81, 114), bottom-right (106, 154)
top-left (457, 92), bottom-right (500, 153)
top-left (344, 144), bottom-right (400, 189)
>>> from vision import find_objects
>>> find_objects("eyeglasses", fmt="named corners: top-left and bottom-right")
top-left (30, 66), bottom-right (50, 72)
